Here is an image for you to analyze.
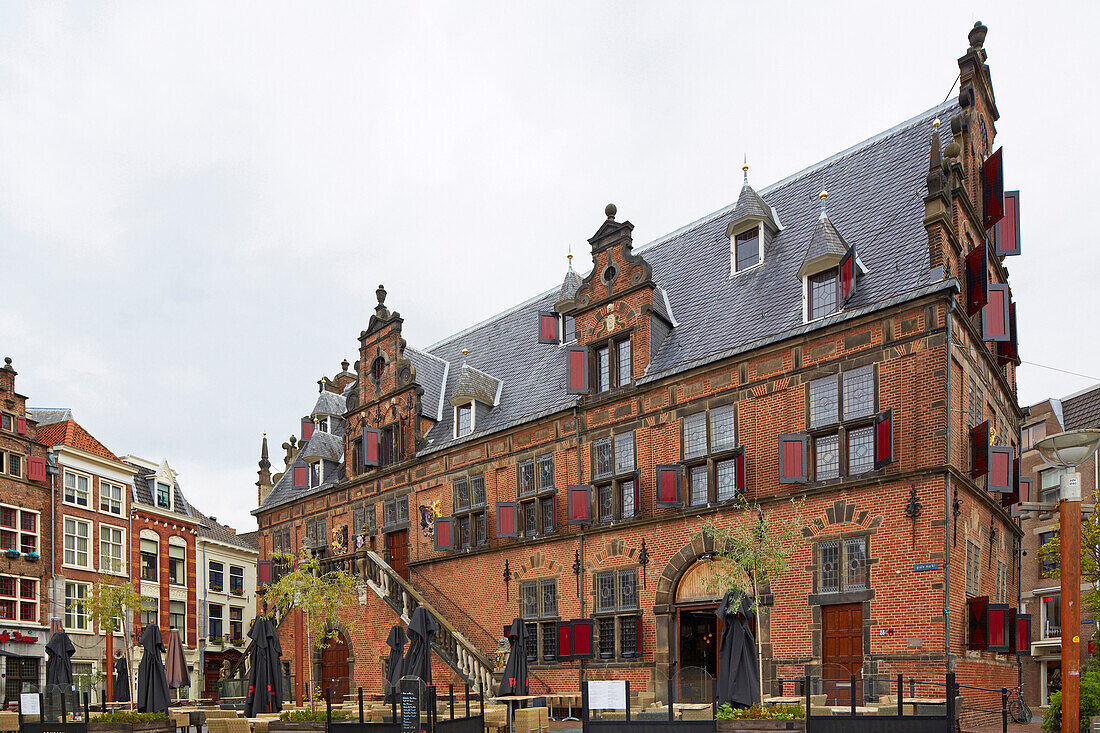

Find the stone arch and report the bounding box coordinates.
[313,619,355,700]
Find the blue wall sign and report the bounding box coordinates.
[913,562,939,572]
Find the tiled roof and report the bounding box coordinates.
[35,419,121,462]
[131,465,193,518]
[801,214,850,266]
[311,390,346,418]
[27,408,72,426]
[256,99,959,513]
[193,508,259,551]
[557,267,583,304]
[1062,383,1100,431]
[450,363,500,407]
[406,346,448,422]
[299,430,343,463]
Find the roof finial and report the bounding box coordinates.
[604,203,616,221]
[818,189,829,221]
[461,347,469,367]
[742,154,749,184]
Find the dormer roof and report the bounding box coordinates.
[299,430,343,463]
[311,389,346,419]
[727,183,778,234]
[449,363,501,407]
[797,213,851,279]
[556,264,583,309]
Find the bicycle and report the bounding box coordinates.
[1007,686,1032,724]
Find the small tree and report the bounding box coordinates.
[82,573,144,708]
[697,497,804,704]
[262,548,358,710]
[1039,506,1100,623]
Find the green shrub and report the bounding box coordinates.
[277,710,350,721]
[1042,668,1100,733]
[90,712,168,723]
[715,703,803,720]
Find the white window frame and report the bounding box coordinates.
[99,524,126,576]
[803,268,841,324]
[454,403,474,439]
[65,581,90,631]
[167,538,187,587]
[1040,593,1061,640]
[0,504,39,555]
[155,481,173,511]
[729,222,764,275]
[99,480,124,516]
[63,470,91,509]
[63,517,92,570]
[168,599,187,643]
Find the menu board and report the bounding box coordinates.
[399,677,423,733]
[588,680,627,710]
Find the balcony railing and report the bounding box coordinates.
[1043,621,1061,639]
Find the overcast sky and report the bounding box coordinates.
[3,2,1098,531]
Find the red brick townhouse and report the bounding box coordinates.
[0,359,51,703]
[253,23,1029,710]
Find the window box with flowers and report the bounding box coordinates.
[4,550,19,560]
[23,551,39,561]
[230,588,244,597]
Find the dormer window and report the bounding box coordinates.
[309,461,322,487]
[156,482,171,510]
[561,314,575,344]
[456,403,473,438]
[316,417,329,433]
[807,270,839,320]
[733,226,762,272]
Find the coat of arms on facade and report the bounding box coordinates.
[419,500,442,539]
[331,524,349,555]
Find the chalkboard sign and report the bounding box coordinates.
[399,677,424,733]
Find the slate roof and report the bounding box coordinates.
[311,390,346,418]
[256,99,959,513]
[131,464,193,518]
[450,363,501,406]
[193,508,259,551]
[801,213,850,265]
[34,418,121,462]
[27,407,73,426]
[1062,383,1100,431]
[557,266,583,304]
[299,430,343,463]
[406,346,448,421]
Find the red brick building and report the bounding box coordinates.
[253,24,1028,714]
[1017,383,1100,709]
[0,359,51,704]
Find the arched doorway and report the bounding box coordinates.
[319,630,351,702]
[673,558,742,700]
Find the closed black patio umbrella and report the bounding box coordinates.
[383,625,406,698]
[45,629,75,687]
[401,607,437,686]
[496,619,529,697]
[716,590,760,709]
[244,616,283,717]
[113,653,131,703]
[136,623,171,714]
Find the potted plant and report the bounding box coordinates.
[210,583,223,592]
[89,711,173,733]
[269,708,349,732]
[209,635,224,645]
[23,551,39,561]
[4,549,19,560]
[230,587,244,596]
[716,703,805,732]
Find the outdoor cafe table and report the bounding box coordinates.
[550,692,581,721]
[900,697,947,715]
[762,696,803,705]
[825,706,876,715]
[491,695,547,733]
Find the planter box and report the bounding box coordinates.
[716,720,805,733]
[89,720,175,733]
[268,722,327,732]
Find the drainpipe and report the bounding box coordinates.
[48,451,58,623]
[944,297,955,672]
[200,539,207,702]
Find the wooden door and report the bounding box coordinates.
[385,530,409,580]
[320,632,350,702]
[821,603,862,705]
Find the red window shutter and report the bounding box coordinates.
[434,518,453,551]
[566,346,588,394]
[995,190,1021,256]
[1007,609,1018,654]
[839,246,856,303]
[732,446,746,492]
[655,465,681,507]
[967,596,989,651]
[987,604,1010,653]
[538,312,560,344]
[257,561,272,586]
[981,147,1004,229]
[496,502,518,538]
[27,457,47,483]
[997,302,1019,365]
[301,417,314,440]
[873,410,894,470]
[293,466,308,487]
[1018,476,1032,504]
[965,245,989,316]
[1002,458,1020,508]
[1014,614,1031,657]
[571,619,594,659]
[982,284,1011,342]
[635,616,643,657]
[970,421,990,479]
[988,447,1014,493]
[15,416,26,435]
[556,622,573,661]
[362,428,381,467]
[568,486,592,525]
[778,435,808,483]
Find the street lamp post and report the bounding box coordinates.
[1035,429,1100,733]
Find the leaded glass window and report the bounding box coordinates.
[845,537,867,590]
[540,495,554,534]
[619,569,637,610]
[716,459,738,502]
[597,347,611,393]
[524,502,537,536]
[620,618,638,657]
[537,455,554,490]
[518,460,535,496]
[815,434,839,480]
[598,485,613,523]
[598,617,615,657]
[690,465,708,506]
[525,623,538,662]
[454,478,470,510]
[711,405,736,452]
[810,376,839,428]
[620,479,636,518]
[471,475,486,506]
[594,439,613,479]
[397,498,409,522]
[684,412,707,459]
[820,540,840,592]
[617,339,632,386]
[809,270,838,320]
[540,579,557,617]
[614,432,635,474]
[597,572,616,612]
[520,582,538,619]
[843,366,875,420]
[847,426,874,475]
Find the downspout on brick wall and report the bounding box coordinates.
[944,297,955,671]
